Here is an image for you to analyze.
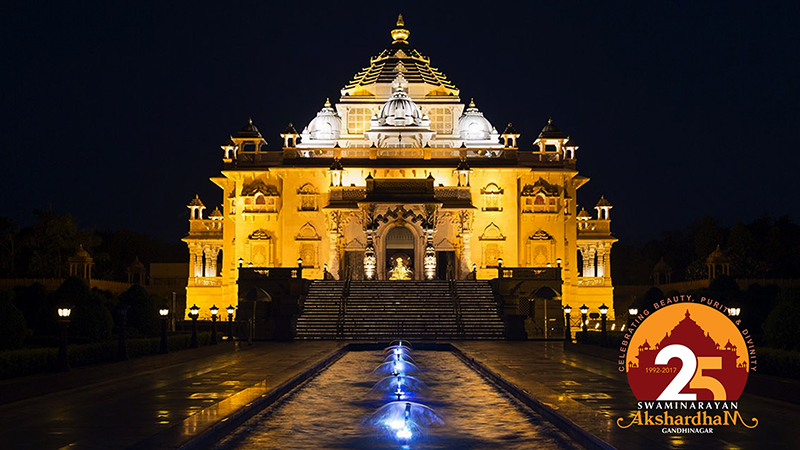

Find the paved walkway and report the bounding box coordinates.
[455,341,799,450]
[0,341,343,450]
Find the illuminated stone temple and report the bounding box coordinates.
[183,15,617,330]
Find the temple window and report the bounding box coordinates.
[347,107,372,134]
[297,183,319,211]
[481,183,504,211]
[428,107,453,134]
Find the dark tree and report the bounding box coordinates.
[119,284,159,335]
[0,290,27,350]
[53,277,112,342]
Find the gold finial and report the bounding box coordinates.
[547,117,553,124]
[469,98,476,108]
[248,117,253,124]
[324,98,331,108]
[391,14,410,43]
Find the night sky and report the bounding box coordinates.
[2,2,798,248]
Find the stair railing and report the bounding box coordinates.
[450,280,465,337]
[337,272,351,337]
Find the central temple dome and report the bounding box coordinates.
[376,74,426,127]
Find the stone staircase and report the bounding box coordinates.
[295,280,505,340]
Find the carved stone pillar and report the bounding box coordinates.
[458,210,473,278]
[585,247,596,277]
[595,245,605,278]
[327,211,342,279]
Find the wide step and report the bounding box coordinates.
[295,280,505,340]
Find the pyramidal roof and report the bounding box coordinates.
[341,14,459,98]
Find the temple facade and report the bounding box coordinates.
[182,15,617,319]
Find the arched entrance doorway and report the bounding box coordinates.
[385,226,415,280]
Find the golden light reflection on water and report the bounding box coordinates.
[212,352,581,450]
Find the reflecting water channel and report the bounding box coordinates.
[214,351,579,450]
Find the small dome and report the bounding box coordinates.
[75,245,90,259]
[596,196,611,207]
[209,206,223,218]
[307,99,342,140]
[653,257,672,273]
[458,99,494,140]
[577,207,592,219]
[236,118,262,139]
[706,245,730,264]
[538,117,566,139]
[377,78,425,127]
[187,194,205,207]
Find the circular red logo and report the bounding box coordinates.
[626,303,748,401]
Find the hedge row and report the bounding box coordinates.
[0,332,212,380]
[577,330,625,348]
[755,347,800,380]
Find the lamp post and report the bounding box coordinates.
[115,303,130,361]
[57,305,72,372]
[323,263,329,280]
[226,304,235,341]
[599,303,609,345]
[556,258,562,267]
[497,258,503,279]
[238,257,243,268]
[189,304,200,348]
[579,304,589,343]
[297,257,303,278]
[563,304,572,343]
[159,307,169,354]
[210,305,219,345]
[628,306,638,334]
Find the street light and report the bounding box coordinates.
[297,257,303,278]
[599,303,609,344]
[226,304,235,341]
[210,305,219,345]
[628,306,638,336]
[563,304,572,342]
[556,258,562,267]
[159,307,169,354]
[579,304,589,342]
[497,258,503,279]
[57,305,72,372]
[238,257,243,268]
[189,304,200,348]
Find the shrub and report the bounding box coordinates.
[53,277,113,342]
[119,285,160,336]
[0,291,27,350]
[0,332,213,380]
[756,347,800,380]
[763,287,800,351]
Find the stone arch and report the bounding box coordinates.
[374,219,425,280]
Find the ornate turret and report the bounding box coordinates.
[187,194,205,220]
[501,123,520,148]
[230,118,267,156]
[706,245,731,280]
[595,196,612,219]
[280,123,300,148]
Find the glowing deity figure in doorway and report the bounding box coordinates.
[389,257,413,280]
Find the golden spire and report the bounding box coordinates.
[324,98,331,108]
[391,13,410,43]
[469,98,476,108]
